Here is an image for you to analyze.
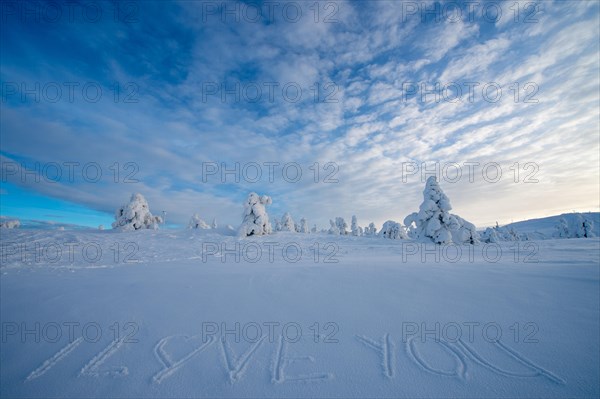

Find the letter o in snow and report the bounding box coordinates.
[44,243,61,263]
[482,243,501,263]
[482,322,502,343]
[442,322,462,343]
[242,242,262,263]
[282,242,302,263]
[283,322,302,343]
[442,243,461,263]
[82,242,102,263]
[42,322,62,343]
[83,322,102,342]
[242,322,262,343]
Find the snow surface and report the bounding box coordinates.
[1,225,599,398]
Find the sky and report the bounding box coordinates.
[1,0,599,230]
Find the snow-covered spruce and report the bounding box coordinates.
[238,192,272,237]
[481,225,520,243]
[553,214,596,238]
[364,222,377,236]
[404,176,477,244]
[311,224,318,233]
[280,212,295,232]
[379,220,408,239]
[0,219,20,229]
[188,214,210,229]
[211,218,217,229]
[112,193,162,231]
[452,215,480,244]
[298,218,309,233]
[335,217,349,235]
[554,218,570,238]
[328,219,340,235]
[573,213,596,238]
[351,215,363,236]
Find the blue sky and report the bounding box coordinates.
[1,0,599,229]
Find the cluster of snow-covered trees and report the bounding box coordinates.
[0,218,20,229]
[553,214,596,238]
[109,181,596,244]
[480,224,523,243]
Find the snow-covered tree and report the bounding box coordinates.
[481,224,519,243]
[238,192,272,237]
[351,215,363,236]
[379,220,408,239]
[112,193,160,231]
[0,219,20,229]
[481,227,500,243]
[189,214,210,229]
[364,222,377,236]
[328,219,339,235]
[212,218,217,229]
[582,218,596,238]
[98,225,104,230]
[274,219,282,231]
[573,214,596,238]
[554,218,569,238]
[311,224,317,233]
[335,217,348,235]
[280,212,295,232]
[452,215,480,244]
[298,218,309,233]
[404,176,465,244]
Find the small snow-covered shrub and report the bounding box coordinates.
[189,214,210,229]
[112,193,160,231]
[379,220,407,239]
[481,225,518,243]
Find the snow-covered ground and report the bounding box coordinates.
[1,227,599,398]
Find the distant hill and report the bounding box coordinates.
[502,212,599,239]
